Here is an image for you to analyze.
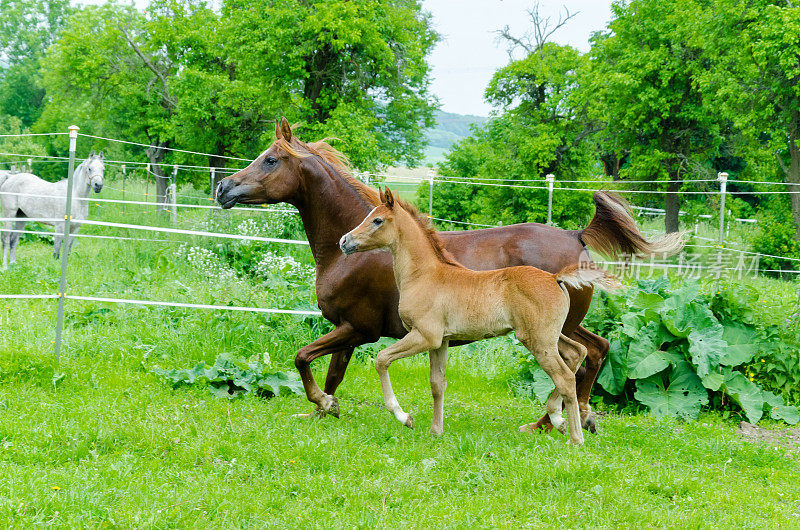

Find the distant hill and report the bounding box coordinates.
[422,110,488,165]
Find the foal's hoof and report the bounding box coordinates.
[429,426,443,437]
[403,415,415,429]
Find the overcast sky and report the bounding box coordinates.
[423,0,614,116]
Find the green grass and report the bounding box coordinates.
[1,178,799,527]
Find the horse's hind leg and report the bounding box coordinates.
[9,219,26,265]
[572,326,609,433]
[429,341,449,436]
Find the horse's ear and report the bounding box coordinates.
[89,150,94,157]
[280,117,292,141]
[378,187,386,204]
[275,119,282,140]
[384,187,395,209]
[97,151,104,158]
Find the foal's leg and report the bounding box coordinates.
[375,329,437,429]
[294,323,364,417]
[429,341,449,436]
[536,342,583,446]
[523,327,601,434]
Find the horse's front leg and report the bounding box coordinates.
[375,329,439,429]
[53,222,65,259]
[2,221,10,269]
[294,322,363,418]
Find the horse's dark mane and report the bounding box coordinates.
[395,197,463,268]
[274,136,380,208]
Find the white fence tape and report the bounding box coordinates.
[0,293,322,315]
[0,217,309,245]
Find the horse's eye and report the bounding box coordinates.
[372,218,384,226]
[264,156,278,166]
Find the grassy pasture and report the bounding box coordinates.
[1,180,799,527]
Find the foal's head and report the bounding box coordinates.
[339,187,402,255]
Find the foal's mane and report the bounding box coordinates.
[274,136,380,207]
[395,197,463,268]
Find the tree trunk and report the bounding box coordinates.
[664,178,682,233]
[146,142,168,213]
[788,135,800,241]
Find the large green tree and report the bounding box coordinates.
[590,0,723,233]
[422,7,599,228]
[221,0,438,168]
[0,0,71,126]
[694,0,800,240]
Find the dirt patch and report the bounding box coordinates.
[736,421,800,457]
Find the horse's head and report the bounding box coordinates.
[217,118,306,209]
[340,187,399,255]
[85,151,105,193]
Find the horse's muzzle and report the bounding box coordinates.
[339,235,358,255]
[93,183,103,193]
[216,179,238,209]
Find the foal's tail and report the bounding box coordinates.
[580,191,685,258]
[556,263,622,292]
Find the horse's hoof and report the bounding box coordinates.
[583,413,598,434]
[403,415,415,429]
[323,396,340,419]
[429,426,442,437]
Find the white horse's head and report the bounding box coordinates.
[85,151,105,193]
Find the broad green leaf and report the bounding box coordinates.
[627,321,670,379]
[771,405,799,425]
[687,325,727,378]
[720,324,759,366]
[621,313,645,338]
[701,371,726,392]
[723,372,764,423]
[634,361,708,420]
[529,367,556,404]
[597,339,628,395]
[632,291,665,311]
[763,391,800,425]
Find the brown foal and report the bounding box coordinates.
[216,118,683,431]
[340,188,621,444]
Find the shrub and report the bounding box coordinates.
[520,278,799,424]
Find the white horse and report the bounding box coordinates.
[0,152,105,267]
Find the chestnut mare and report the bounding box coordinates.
[217,119,683,431]
[340,188,622,444]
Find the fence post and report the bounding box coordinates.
[210,168,216,200]
[145,163,150,200]
[172,165,179,221]
[27,158,32,172]
[53,125,79,361]
[546,174,555,225]
[121,164,126,213]
[717,172,728,244]
[428,169,434,217]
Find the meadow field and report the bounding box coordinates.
[1,180,799,527]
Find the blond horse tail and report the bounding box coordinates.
[556,263,622,292]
